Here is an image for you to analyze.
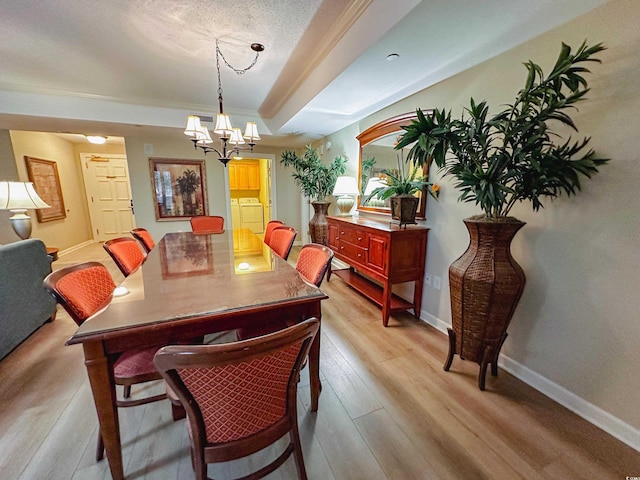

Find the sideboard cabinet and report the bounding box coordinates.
[326,216,429,326]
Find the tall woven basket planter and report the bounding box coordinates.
[309,201,331,245]
[444,217,526,390]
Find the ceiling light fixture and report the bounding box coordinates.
[86,135,107,144]
[185,39,264,167]
[386,53,400,61]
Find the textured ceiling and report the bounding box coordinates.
[0,0,609,146]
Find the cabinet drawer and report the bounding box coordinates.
[337,242,367,263]
[337,227,368,246]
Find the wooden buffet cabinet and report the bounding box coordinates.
[327,216,429,326]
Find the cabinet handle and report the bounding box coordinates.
[357,237,362,241]
[340,246,344,250]
[357,253,362,258]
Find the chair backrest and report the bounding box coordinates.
[130,227,155,253]
[190,215,224,233]
[296,243,334,287]
[43,261,116,325]
[103,237,146,277]
[268,226,297,261]
[263,220,285,245]
[154,318,319,462]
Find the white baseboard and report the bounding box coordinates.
[418,310,640,453]
[58,240,96,257]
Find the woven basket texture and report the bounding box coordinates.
[449,218,526,363]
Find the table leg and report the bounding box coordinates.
[382,283,392,327]
[413,277,424,319]
[83,342,124,480]
[309,325,321,412]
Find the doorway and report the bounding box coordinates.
[79,153,136,242]
[227,155,276,271]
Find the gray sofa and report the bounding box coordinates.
[0,238,58,360]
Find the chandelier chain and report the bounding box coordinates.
[216,39,261,76]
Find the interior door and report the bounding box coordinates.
[80,153,136,242]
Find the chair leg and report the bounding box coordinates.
[96,428,105,461]
[123,385,131,398]
[171,402,186,421]
[289,427,308,480]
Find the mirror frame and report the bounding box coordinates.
[356,111,431,218]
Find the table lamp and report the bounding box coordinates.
[0,181,51,239]
[332,176,359,215]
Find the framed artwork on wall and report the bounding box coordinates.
[24,156,66,222]
[150,158,208,221]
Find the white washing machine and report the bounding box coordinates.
[230,198,240,229]
[239,198,264,233]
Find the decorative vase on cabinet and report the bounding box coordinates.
[309,201,330,245]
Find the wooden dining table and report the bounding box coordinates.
[66,231,328,480]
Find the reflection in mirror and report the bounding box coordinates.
[357,111,431,217]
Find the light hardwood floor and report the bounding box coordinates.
[1,241,639,480]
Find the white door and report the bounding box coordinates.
[80,154,136,242]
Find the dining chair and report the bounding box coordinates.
[130,227,155,253]
[43,261,166,461]
[190,215,224,233]
[268,226,297,261]
[238,244,331,343]
[103,237,146,277]
[154,317,320,480]
[296,243,334,287]
[263,219,284,245]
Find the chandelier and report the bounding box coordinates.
[184,39,264,166]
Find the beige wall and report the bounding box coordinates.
[1,131,127,248]
[123,132,304,241]
[8,131,93,249]
[326,0,640,444]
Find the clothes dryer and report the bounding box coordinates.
[239,198,264,233]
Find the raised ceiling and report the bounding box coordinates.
[0,0,608,146]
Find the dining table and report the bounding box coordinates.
[66,230,328,480]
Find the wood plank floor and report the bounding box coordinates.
[1,241,639,480]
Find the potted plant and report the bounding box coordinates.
[280,145,347,244]
[364,154,439,227]
[396,41,608,389]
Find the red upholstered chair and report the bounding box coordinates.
[190,215,224,234]
[130,227,155,253]
[154,318,320,480]
[263,219,285,245]
[43,261,166,461]
[103,237,146,277]
[268,226,297,261]
[296,243,334,287]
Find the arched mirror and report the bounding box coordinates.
[356,111,431,218]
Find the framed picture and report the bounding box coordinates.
[24,156,67,222]
[150,158,208,221]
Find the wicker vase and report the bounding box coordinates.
[309,201,330,245]
[444,216,526,390]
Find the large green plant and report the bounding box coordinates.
[396,41,609,219]
[280,145,347,202]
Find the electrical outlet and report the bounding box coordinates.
[425,273,432,285]
[433,275,442,290]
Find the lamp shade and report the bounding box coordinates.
[229,128,245,146]
[184,115,203,138]
[332,176,359,196]
[214,113,234,136]
[0,181,50,210]
[243,121,261,142]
